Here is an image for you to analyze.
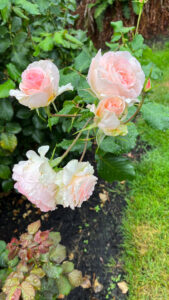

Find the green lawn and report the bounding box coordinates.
[122,46,169,300]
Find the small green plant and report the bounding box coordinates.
[0,220,84,299]
[94,205,101,213]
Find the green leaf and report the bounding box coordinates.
[13,32,27,45]
[8,256,19,268]
[0,39,10,54]
[0,99,14,121]
[74,48,92,72]
[1,1,11,23]
[49,232,61,246]
[68,270,83,287]
[0,80,15,98]
[12,6,29,20]
[43,262,62,279]
[62,261,74,274]
[21,281,35,300]
[6,122,22,134]
[11,16,22,32]
[100,124,138,154]
[64,33,83,47]
[96,153,135,182]
[6,63,21,81]
[141,103,169,131]
[0,0,9,10]
[15,0,39,15]
[39,36,54,52]
[132,1,140,15]
[110,20,135,34]
[0,165,11,180]
[56,275,72,296]
[49,244,66,263]
[0,133,17,152]
[131,34,144,51]
[2,179,13,192]
[0,241,6,255]
[32,114,47,129]
[36,0,51,13]
[0,249,9,267]
[26,274,41,290]
[94,2,107,19]
[16,107,32,119]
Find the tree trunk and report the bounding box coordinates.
[75,0,169,48]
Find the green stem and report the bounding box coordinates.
[61,118,92,161]
[135,3,144,35]
[123,94,145,124]
[51,118,92,167]
[80,130,90,162]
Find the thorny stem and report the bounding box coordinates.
[59,118,92,162]
[80,130,90,162]
[51,113,82,117]
[68,67,86,78]
[123,93,145,124]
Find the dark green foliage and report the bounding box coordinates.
[96,152,135,182]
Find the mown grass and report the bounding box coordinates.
[122,45,169,300]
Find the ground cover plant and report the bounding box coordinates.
[0,220,85,299]
[122,45,169,300]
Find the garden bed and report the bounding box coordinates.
[0,179,127,300]
[0,135,151,299]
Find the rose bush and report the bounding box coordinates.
[10,50,145,210]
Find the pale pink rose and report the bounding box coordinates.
[12,146,58,212]
[87,50,145,101]
[88,97,128,137]
[55,160,97,209]
[96,97,126,117]
[10,60,73,109]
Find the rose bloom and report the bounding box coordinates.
[88,97,128,136]
[12,146,58,212]
[55,160,97,209]
[87,50,145,102]
[10,60,73,109]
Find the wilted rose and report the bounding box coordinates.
[12,146,58,212]
[55,160,97,209]
[10,60,73,109]
[87,50,145,101]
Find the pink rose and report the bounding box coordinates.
[88,97,128,136]
[55,160,97,209]
[12,146,58,212]
[87,50,145,101]
[96,97,126,117]
[10,60,73,109]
